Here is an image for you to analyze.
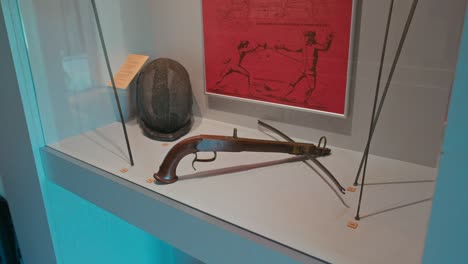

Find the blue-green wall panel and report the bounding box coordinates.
[46,182,198,264]
[423,5,468,264]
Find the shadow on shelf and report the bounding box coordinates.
[357,179,436,186]
[360,197,433,220]
[179,155,307,181]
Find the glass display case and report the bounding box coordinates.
[3,0,467,263]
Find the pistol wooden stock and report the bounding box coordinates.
[154,134,330,184]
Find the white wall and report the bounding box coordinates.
[21,0,467,167]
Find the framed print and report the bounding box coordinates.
[202,0,355,117]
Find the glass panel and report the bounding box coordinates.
[18,0,133,164]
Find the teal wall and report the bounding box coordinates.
[45,182,198,264]
[423,6,468,264]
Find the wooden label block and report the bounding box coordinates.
[146,178,155,183]
[347,221,359,229]
[108,54,149,89]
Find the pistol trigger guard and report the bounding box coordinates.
[191,152,218,171]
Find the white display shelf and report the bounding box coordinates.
[47,117,437,264]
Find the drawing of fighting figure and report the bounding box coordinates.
[213,31,332,104]
[215,40,267,95]
[275,31,333,104]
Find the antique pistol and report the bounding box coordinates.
[154,129,330,184]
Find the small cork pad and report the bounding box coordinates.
[347,221,359,229]
[162,143,170,147]
[146,178,155,183]
[347,187,357,192]
[120,168,129,173]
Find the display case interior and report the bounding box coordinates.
[10,0,467,263]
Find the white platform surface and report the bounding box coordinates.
[50,118,437,264]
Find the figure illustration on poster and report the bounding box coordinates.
[203,0,353,115]
[215,41,267,95]
[214,32,333,105]
[274,31,333,104]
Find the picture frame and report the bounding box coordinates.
[202,0,357,117]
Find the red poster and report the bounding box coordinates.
[203,0,354,116]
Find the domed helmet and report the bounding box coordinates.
[137,58,193,141]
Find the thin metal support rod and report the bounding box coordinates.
[355,0,419,220]
[353,0,395,186]
[90,0,134,166]
[258,120,346,194]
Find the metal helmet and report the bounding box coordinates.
[137,58,193,141]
